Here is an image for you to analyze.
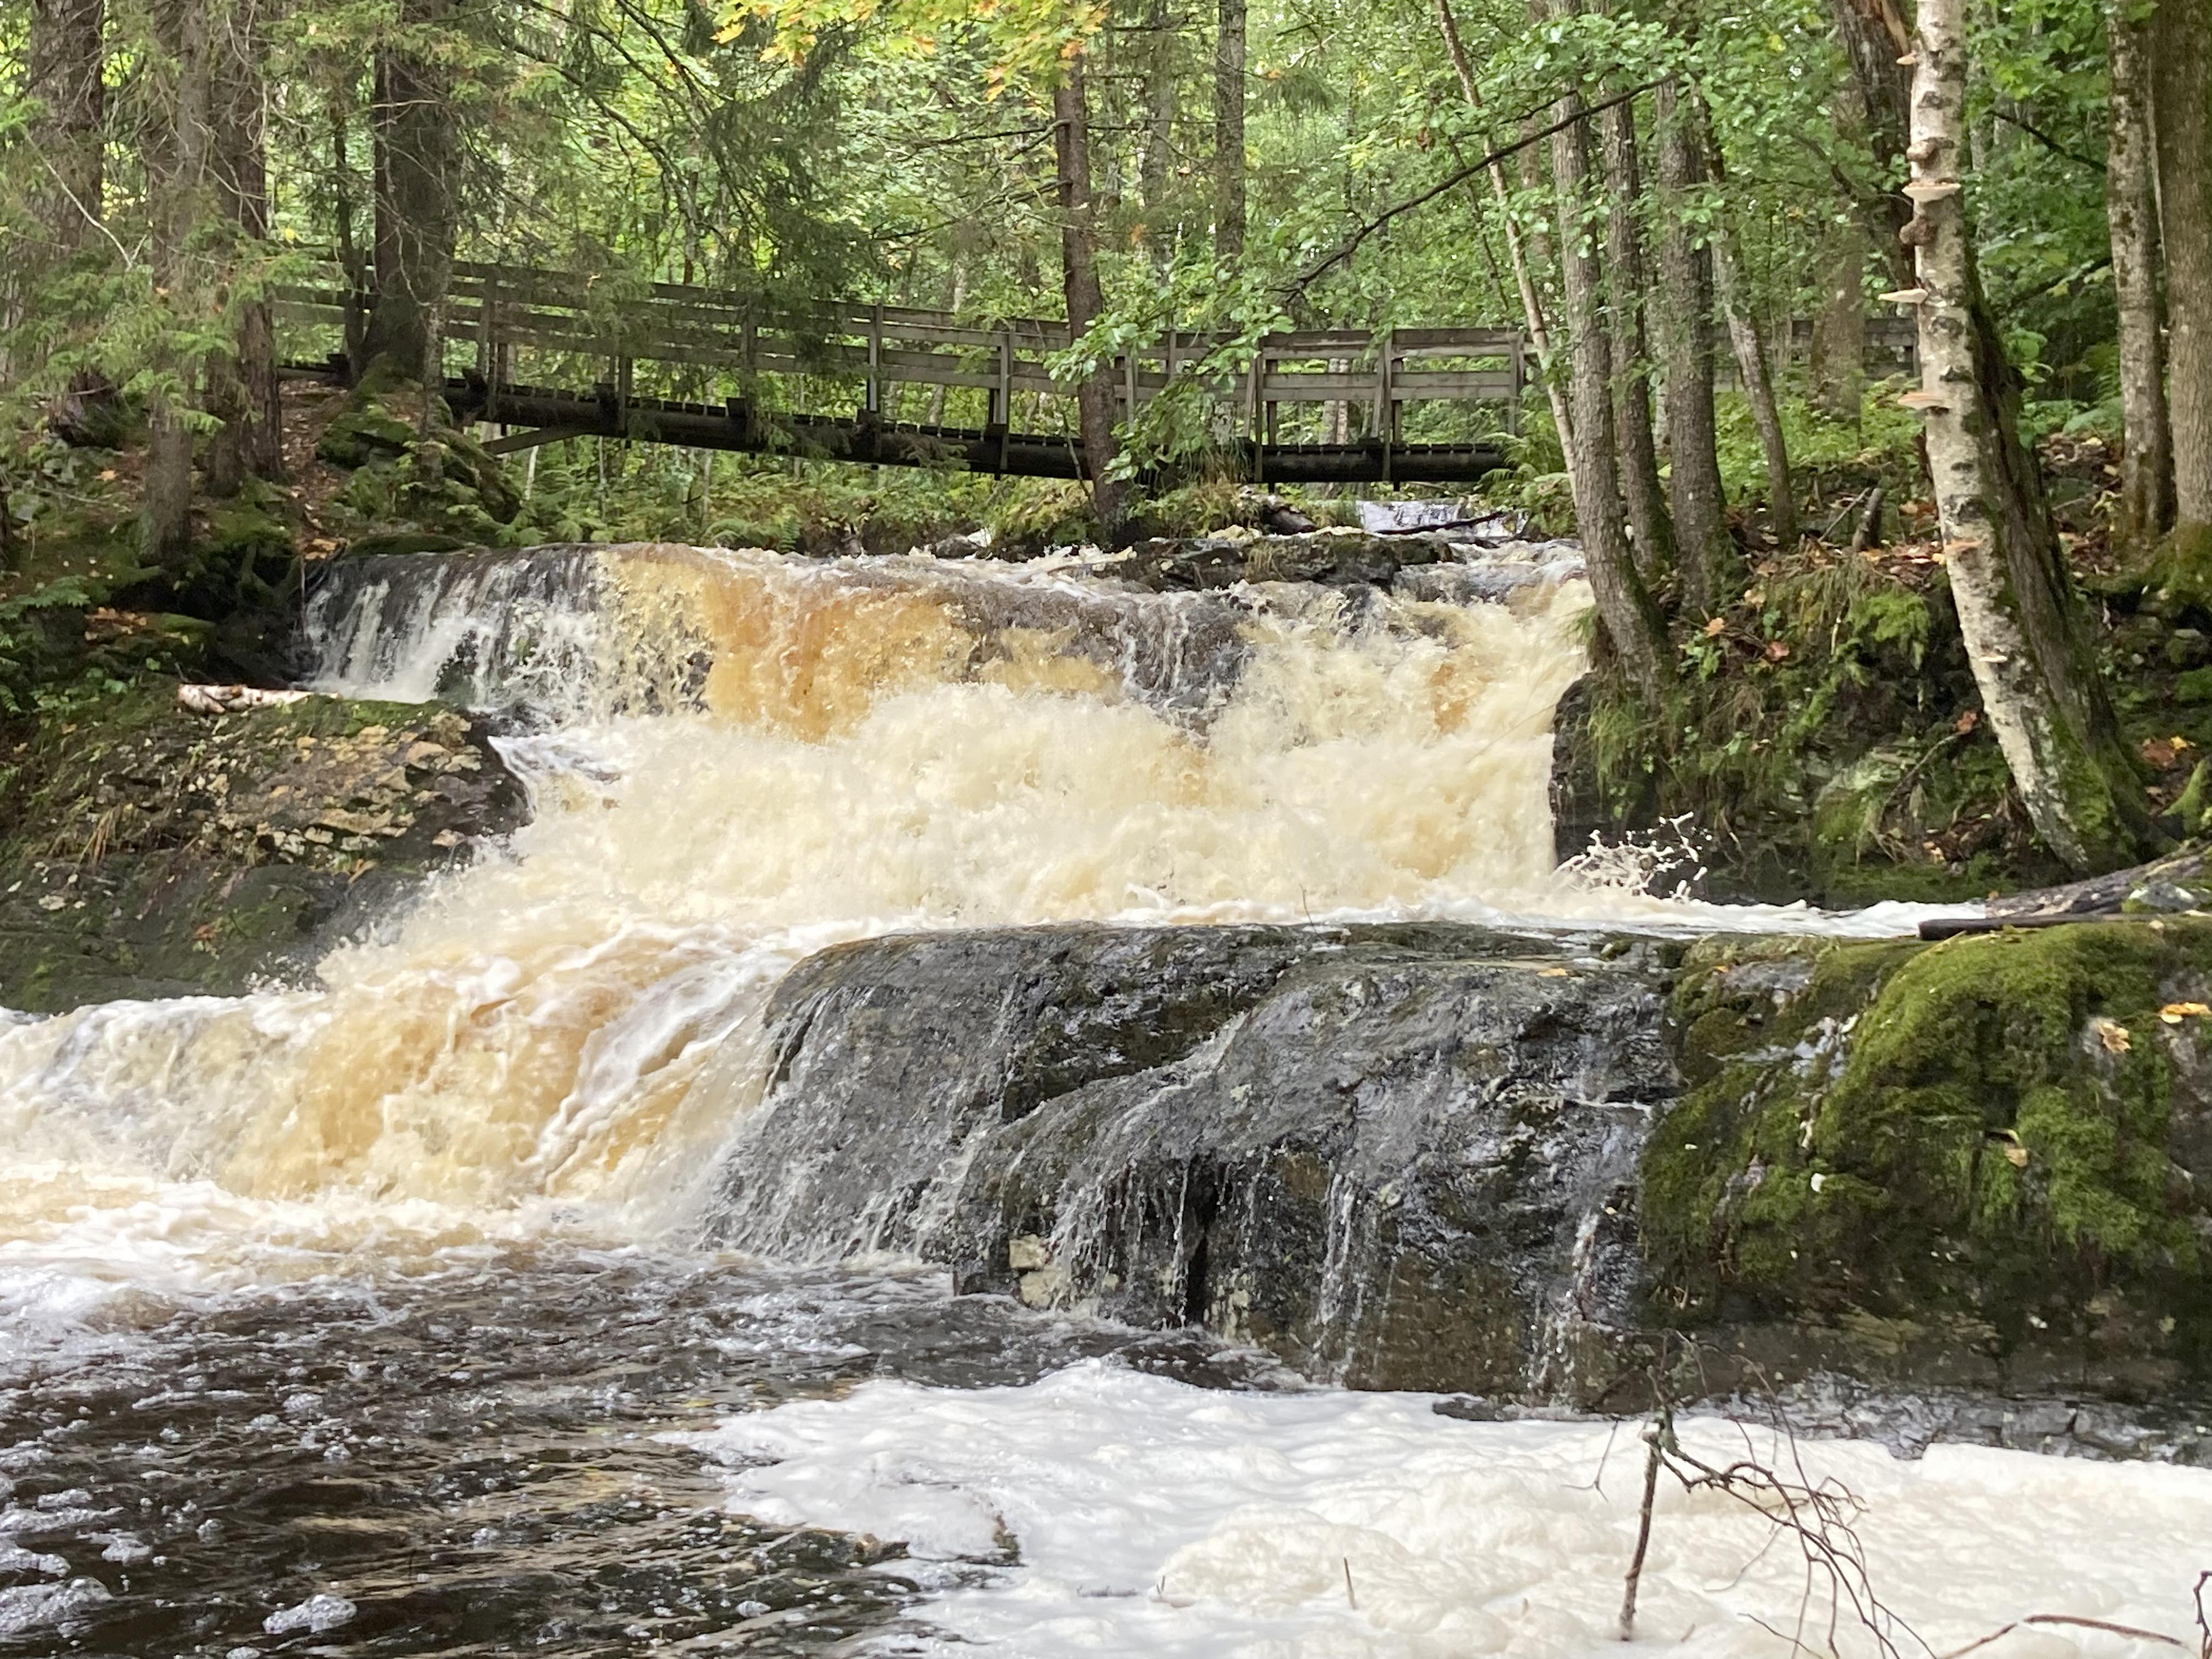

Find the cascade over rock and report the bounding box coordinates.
[716,918,2212,1404]
[717,922,1664,1397]
[16,534,2205,1427]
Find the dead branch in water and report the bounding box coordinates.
[1613,1341,2197,1657]
[1615,1340,1916,1657]
[1936,1614,2183,1658]
[1617,1415,1664,1639]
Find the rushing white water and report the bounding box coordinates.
[7,538,2192,1659]
[684,1361,2212,1657]
[0,540,1957,1346]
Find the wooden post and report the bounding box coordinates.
[474,270,493,379]
[1379,329,1395,483]
[866,302,883,415]
[479,273,500,426]
[1123,349,1138,424]
[1508,335,1525,437]
[995,332,1013,427]
[1375,329,1395,441]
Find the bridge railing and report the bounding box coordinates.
[273,262,1527,446]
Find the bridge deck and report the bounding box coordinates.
[277,262,1520,485]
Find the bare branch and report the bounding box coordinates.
[1283,81,1658,301]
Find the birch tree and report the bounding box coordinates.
[1900,0,2154,872]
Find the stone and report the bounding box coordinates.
[0,686,524,1010]
[709,918,2212,1405]
[711,922,1675,1400]
[1110,529,1455,592]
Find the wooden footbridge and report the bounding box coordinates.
[277,262,1522,485]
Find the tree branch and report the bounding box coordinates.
[1284,80,1657,300]
[1991,108,2103,172]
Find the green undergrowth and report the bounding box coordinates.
[1714,377,1927,529]
[1646,922,2212,1379]
[1571,544,2045,904]
[486,441,1361,555]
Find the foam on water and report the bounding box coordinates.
[682,1359,2212,1657]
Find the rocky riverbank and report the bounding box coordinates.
[0,686,523,1009]
[713,916,2212,1409]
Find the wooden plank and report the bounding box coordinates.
[1257,371,1385,398]
[483,426,590,455]
[454,260,1078,341]
[1389,327,1525,349]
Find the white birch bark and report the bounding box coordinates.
[1904,0,2149,871]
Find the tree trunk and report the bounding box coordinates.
[1809,81,1871,426]
[927,259,965,426]
[2152,0,2212,545]
[1598,89,1675,582]
[1825,0,1915,285]
[143,0,213,569]
[1140,0,1177,229]
[1055,64,1127,533]
[1905,0,2154,873]
[206,0,283,494]
[1709,197,1798,549]
[1213,0,1246,259]
[1435,0,1576,463]
[19,0,108,421]
[360,0,459,380]
[1548,60,1669,691]
[27,0,106,258]
[2108,0,2172,549]
[1808,215,1867,422]
[1652,78,1730,614]
[329,93,371,366]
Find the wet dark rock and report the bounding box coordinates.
[1113,529,1457,592]
[0,685,524,1010]
[1548,676,1635,870]
[714,922,1675,1398]
[715,918,2212,1405]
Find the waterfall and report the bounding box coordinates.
[1,536,1701,1373]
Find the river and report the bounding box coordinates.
[1,539,2204,1656]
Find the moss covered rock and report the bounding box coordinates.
[1645,923,2212,1390]
[0,684,523,1009]
[1547,550,2068,907]
[317,378,524,551]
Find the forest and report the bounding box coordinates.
[13,3,2212,1646]
[3,0,2212,896]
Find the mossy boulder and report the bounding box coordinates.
[316,402,421,471]
[1645,923,2212,1390]
[317,379,525,550]
[2127,521,2212,625]
[0,684,524,1009]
